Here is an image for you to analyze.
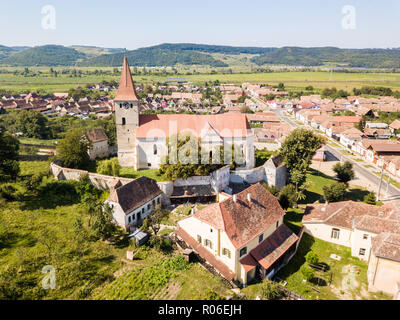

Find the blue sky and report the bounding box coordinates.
[1,0,399,49]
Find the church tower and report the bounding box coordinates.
[115,57,139,168]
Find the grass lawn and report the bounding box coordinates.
[18,137,58,146]
[119,167,169,182]
[275,233,392,300]
[302,169,370,205]
[19,160,51,176]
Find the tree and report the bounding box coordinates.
[0,126,20,182]
[145,205,170,235]
[323,182,347,203]
[259,279,286,300]
[300,265,314,282]
[92,202,117,240]
[239,105,254,114]
[278,184,297,209]
[305,251,319,265]
[97,158,121,176]
[56,129,90,169]
[280,129,323,174]
[262,183,280,197]
[364,192,377,205]
[333,161,355,184]
[15,110,51,139]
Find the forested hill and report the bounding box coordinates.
[250,47,400,68]
[0,43,400,68]
[81,46,229,67]
[1,45,86,66]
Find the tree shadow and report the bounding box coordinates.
[345,188,369,202]
[310,277,327,287]
[300,190,322,204]
[277,233,315,279]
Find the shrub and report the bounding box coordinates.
[305,251,319,265]
[364,192,377,205]
[0,184,22,201]
[323,182,347,203]
[333,161,355,184]
[262,183,280,197]
[259,279,286,300]
[278,184,297,209]
[162,255,189,271]
[301,265,315,282]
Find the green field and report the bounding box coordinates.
[1,69,400,92]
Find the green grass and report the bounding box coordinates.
[18,137,58,146]
[273,233,392,300]
[119,168,168,182]
[158,228,174,236]
[19,160,51,176]
[1,69,400,92]
[303,169,370,204]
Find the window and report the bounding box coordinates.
[259,234,263,243]
[210,228,213,233]
[222,248,231,258]
[276,220,279,229]
[128,216,131,223]
[204,239,213,249]
[153,144,157,155]
[359,248,366,256]
[197,235,202,243]
[147,204,151,210]
[142,208,144,214]
[122,117,126,125]
[240,247,247,257]
[157,197,160,204]
[331,228,340,239]
[363,234,368,240]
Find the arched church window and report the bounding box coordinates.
[122,117,126,125]
[120,103,122,108]
[153,144,157,155]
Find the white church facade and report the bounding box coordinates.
[114,57,255,170]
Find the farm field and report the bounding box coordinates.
[1,69,400,92]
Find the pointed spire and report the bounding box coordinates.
[115,56,139,101]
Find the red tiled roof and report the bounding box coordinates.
[240,254,258,272]
[175,228,235,281]
[136,113,251,138]
[249,224,298,270]
[372,232,400,262]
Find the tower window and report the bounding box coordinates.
[153,144,157,155]
[122,117,126,125]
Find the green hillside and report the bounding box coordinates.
[69,45,125,59]
[251,47,400,68]
[83,46,229,67]
[1,45,86,66]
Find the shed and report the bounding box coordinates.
[128,229,149,246]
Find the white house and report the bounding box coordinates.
[176,183,299,285]
[106,176,163,233]
[85,128,110,160]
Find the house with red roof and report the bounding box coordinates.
[176,183,299,285]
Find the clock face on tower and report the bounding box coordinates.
[123,102,130,109]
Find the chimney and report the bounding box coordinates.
[233,194,237,203]
[247,193,252,202]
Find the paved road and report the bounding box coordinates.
[273,108,400,201]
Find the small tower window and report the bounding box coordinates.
[122,117,126,125]
[153,144,157,155]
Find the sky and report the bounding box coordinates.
[1,0,399,49]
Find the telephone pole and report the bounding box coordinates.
[377,162,385,201]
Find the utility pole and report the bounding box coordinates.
[385,173,391,200]
[377,162,385,201]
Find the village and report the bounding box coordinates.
[7,57,391,301]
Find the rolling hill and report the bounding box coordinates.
[0,43,400,68]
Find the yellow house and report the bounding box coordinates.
[176,183,299,286]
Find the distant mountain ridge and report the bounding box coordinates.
[0,43,400,68]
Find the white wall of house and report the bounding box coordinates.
[88,140,109,160]
[303,223,352,248]
[136,137,167,169]
[351,228,376,261]
[106,194,162,231]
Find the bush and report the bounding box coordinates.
[278,184,297,209]
[364,192,377,205]
[305,251,319,265]
[23,172,45,192]
[0,184,22,201]
[262,183,280,197]
[259,279,286,300]
[323,182,347,203]
[162,255,189,271]
[333,161,355,184]
[301,265,315,281]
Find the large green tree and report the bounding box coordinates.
[15,110,51,139]
[56,129,90,169]
[333,161,355,184]
[0,126,20,182]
